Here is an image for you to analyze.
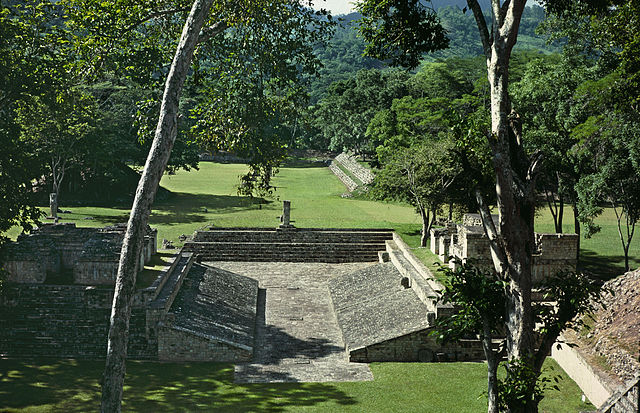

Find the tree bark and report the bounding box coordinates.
[573,203,581,265]
[419,204,429,247]
[485,0,535,361]
[472,2,539,411]
[100,1,214,411]
[483,320,499,413]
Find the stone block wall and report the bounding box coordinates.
[349,329,485,363]
[328,160,359,192]
[535,233,578,259]
[335,153,374,185]
[158,327,252,362]
[4,260,50,283]
[2,223,158,285]
[0,284,156,359]
[73,261,119,285]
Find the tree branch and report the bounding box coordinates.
[467,0,491,58]
[198,20,228,44]
[475,188,509,277]
[123,7,191,34]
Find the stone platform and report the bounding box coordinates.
[205,262,375,383]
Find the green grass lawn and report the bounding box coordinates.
[5,160,636,277]
[0,359,592,412]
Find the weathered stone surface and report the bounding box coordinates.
[1,223,157,285]
[184,228,393,263]
[163,263,259,354]
[0,284,155,359]
[329,263,431,353]
[212,261,374,383]
[334,153,374,186]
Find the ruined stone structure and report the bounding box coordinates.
[328,152,374,192]
[431,213,579,283]
[1,219,488,367]
[2,223,157,285]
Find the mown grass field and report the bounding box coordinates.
[0,358,592,412]
[2,159,637,412]
[5,161,637,277]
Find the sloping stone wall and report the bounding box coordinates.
[328,160,358,192]
[335,153,374,185]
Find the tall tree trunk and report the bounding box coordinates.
[100,1,213,411]
[419,204,429,247]
[573,203,581,265]
[476,2,537,411]
[483,320,499,413]
[557,192,564,233]
[487,28,535,365]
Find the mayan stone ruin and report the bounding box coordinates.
[431,213,578,283]
[0,207,582,380]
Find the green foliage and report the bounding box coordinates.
[371,140,461,222]
[497,357,547,411]
[433,261,506,343]
[312,68,412,156]
[356,0,449,69]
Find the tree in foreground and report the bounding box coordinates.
[434,261,602,411]
[355,0,623,411]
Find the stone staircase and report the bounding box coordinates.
[182,228,394,263]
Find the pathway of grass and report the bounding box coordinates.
[0,358,592,412]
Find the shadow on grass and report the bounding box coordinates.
[281,158,328,169]
[579,249,630,282]
[0,359,357,412]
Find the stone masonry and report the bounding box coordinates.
[432,213,578,283]
[2,223,157,285]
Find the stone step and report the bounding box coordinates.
[193,233,393,243]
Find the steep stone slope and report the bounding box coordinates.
[568,269,640,384]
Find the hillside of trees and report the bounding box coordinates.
[310,5,560,103]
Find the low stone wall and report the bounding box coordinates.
[551,336,614,408]
[328,161,358,192]
[349,329,485,362]
[158,326,252,362]
[73,260,119,285]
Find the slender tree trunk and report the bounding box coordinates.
[483,320,499,413]
[419,204,429,247]
[557,192,564,233]
[573,203,581,264]
[100,1,213,411]
[482,3,537,412]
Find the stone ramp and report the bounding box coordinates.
[329,262,435,362]
[158,263,259,361]
[204,262,375,383]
